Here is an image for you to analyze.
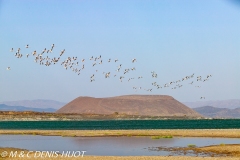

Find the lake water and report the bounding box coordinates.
[1,119,240,130]
[1,135,240,156]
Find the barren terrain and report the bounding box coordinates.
[57,95,202,117]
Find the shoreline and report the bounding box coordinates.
[1,129,240,159]
[0,129,240,138]
[0,111,205,121]
[1,147,240,160]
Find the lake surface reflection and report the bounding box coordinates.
[1,135,240,156]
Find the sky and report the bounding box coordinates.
[0,0,240,103]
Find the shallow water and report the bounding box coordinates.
[0,135,240,156]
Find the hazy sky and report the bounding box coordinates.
[0,0,240,103]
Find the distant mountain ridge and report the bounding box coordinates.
[183,99,240,109]
[193,106,240,118]
[1,99,66,109]
[0,104,56,112]
[57,95,202,117]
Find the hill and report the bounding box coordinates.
[193,106,240,118]
[0,104,56,112]
[57,95,202,117]
[1,99,65,109]
[183,99,240,109]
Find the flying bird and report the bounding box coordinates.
[207,75,212,78]
[60,49,65,56]
[132,58,137,63]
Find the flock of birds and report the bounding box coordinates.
[6,44,212,100]
[8,44,141,83]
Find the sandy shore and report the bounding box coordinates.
[2,153,240,160]
[0,129,240,138]
[0,147,239,160]
[3,156,240,160]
